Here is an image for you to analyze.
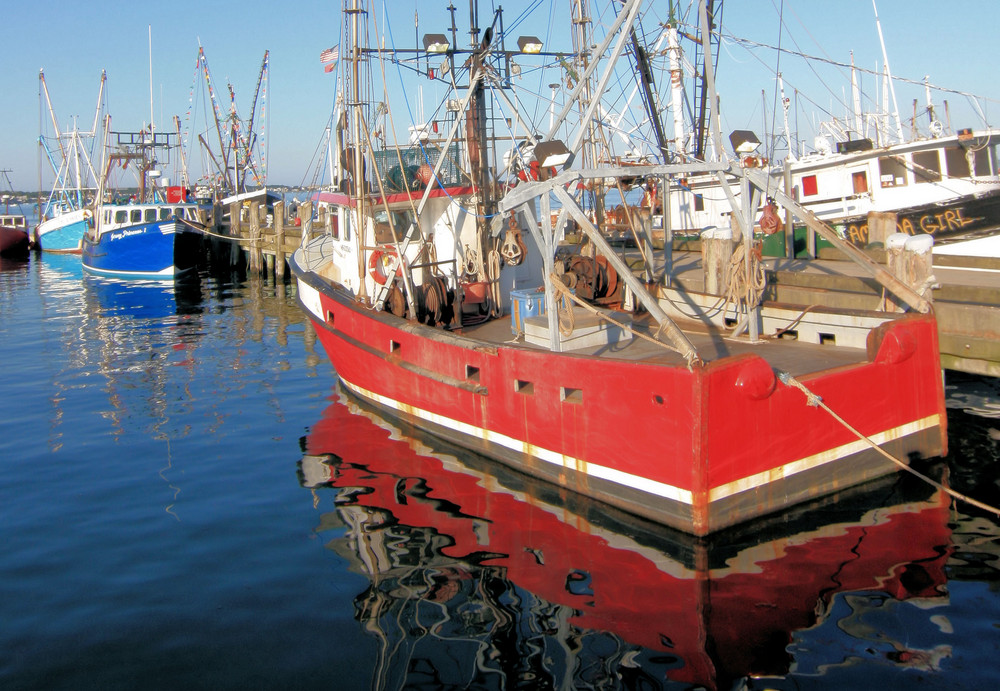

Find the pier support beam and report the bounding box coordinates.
[249,201,262,274]
[275,201,286,281]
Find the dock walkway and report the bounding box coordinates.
[661,249,1000,376]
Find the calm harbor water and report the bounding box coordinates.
[2,251,999,690]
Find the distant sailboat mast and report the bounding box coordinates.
[149,25,155,136]
[872,1,904,142]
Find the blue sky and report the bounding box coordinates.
[2,1,998,191]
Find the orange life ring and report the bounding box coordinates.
[368,248,402,285]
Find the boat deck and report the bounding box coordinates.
[458,307,870,377]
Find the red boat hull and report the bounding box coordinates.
[298,274,946,535]
[0,226,30,258]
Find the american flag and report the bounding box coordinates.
[319,46,339,64]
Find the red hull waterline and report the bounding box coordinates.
[297,275,947,536]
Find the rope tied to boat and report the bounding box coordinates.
[547,273,684,356]
[725,240,767,319]
[777,370,1000,517]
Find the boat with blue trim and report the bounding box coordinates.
[84,128,209,279]
[84,200,207,279]
[33,70,107,254]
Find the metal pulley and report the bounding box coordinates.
[500,212,527,265]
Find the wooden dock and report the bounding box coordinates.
[661,247,1000,377]
[209,199,311,280]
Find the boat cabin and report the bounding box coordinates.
[1,214,28,229]
[98,204,203,233]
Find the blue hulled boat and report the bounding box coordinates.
[34,70,107,254]
[35,207,91,253]
[83,201,207,279]
[84,126,211,279]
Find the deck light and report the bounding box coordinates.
[423,34,450,53]
[729,130,761,154]
[533,140,572,169]
[517,36,543,54]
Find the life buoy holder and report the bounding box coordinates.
[368,248,402,285]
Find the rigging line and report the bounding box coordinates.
[384,9,502,221]
[764,0,785,200]
[721,32,1000,107]
[778,371,1000,518]
[502,0,547,35]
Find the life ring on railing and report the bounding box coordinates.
[368,248,402,285]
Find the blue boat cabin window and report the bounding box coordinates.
[913,151,942,183]
[144,209,157,222]
[114,210,127,223]
[159,208,172,220]
[130,209,142,223]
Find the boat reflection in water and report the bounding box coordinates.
[300,394,954,690]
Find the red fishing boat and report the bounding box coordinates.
[0,214,30,258]
[300,395,953,689]
[291,0,947,535]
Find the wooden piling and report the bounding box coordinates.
[249,201,262,273]
[299,201,313,246]
[868,211,898,248]
[275,200,286,281]
[886,232,934,311]
[701,227,733,296]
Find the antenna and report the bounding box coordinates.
[149,25,155,134]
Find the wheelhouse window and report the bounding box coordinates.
[852,171,869,194]
[801,174,818,196]
[878,156,908,188]
[114,210,126,223]
[693,193,704,212]
[974,147,992,176]
[144,209,157,222]
[912,150,942,183]
[130,209,142,222]
[159,208,172,220]
[372,208,416,244]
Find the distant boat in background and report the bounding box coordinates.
[34,207,92,254]
[1,170,30,258]
[0,213,30,259]
[33,70,107,254]
[638,15,1000,257]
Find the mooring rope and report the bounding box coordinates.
[778,370,1000,517]
[547,274,683,355]
[725,241,767,318]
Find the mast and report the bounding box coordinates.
[148,25,155,136]
[626,21,669,162]
[668,22,686,158]
[850,52,862,135]
[346,0,368,297]
[872,1,904,142]
[778,73,794,162]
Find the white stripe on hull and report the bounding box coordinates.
[340,375,940,508]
